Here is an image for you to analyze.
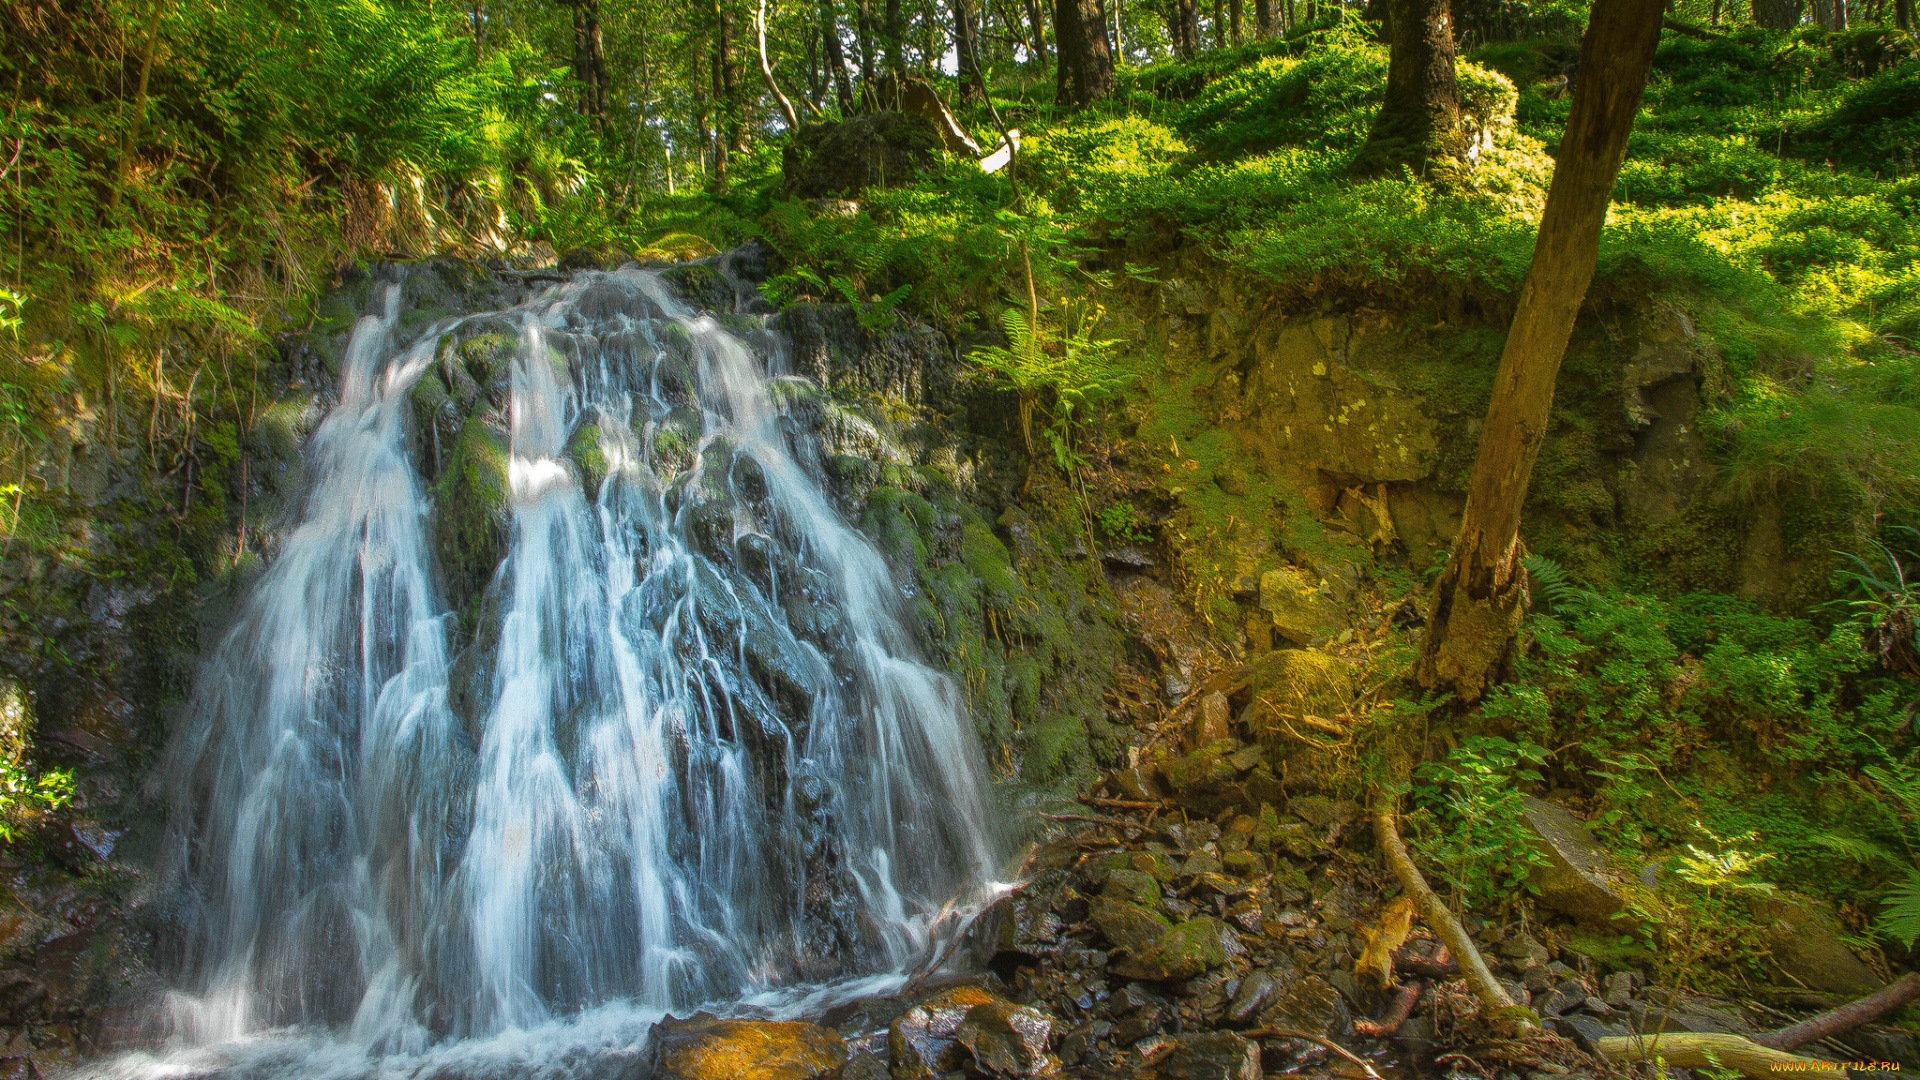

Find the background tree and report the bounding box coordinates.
[1348,0,1463,177]
[1415,0,1670,700]
[1057,0,1117,101]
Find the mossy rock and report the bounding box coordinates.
[1089,896,1173,952]
[566,421,608,500]
[782,112,944,200]
[434,418,511,627]
[1110,916,1231,981]
[1102,868,1163,908]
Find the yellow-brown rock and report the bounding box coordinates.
[651,1013,849,1080]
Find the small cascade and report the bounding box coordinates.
[141,263,1002,1074]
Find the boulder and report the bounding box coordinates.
[1155,1031,1261,1080]
[650,1014,848,1080]
[1187,692,1233,750]
[1090,897,1173,952]
[954,999,1057,1076]
[1102,868,1162,908]
[889,984,1001,1080]
[1112,917,1231,981]
[1748,892,1883,997]
[783,113,945,199]
[1258,567,1346,646]
[1519,796,1630,925]
[1226,969,1283,1024]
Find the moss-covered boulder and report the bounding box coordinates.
[1101,868,1162,908]
[1111,916,1231,981]
[782,113,944,200]
[1090,896,1173,952]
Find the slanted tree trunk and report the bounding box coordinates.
[1752,0,1800,27]
[822,0,858,112]
[1056,0,1116,101]
[1414,0,1666,701]
[1348,0,1461,177]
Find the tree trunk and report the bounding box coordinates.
[564,0,610,132]
[1230,0,1244,42]
[887,0,909,76]
[1214,0,1227,46]
[1347,0,1462,178]
[1898,0,1913,32]
[955,0,982,93]
[1056,0,1116,102]
[856,0,880,80]
[1414,0,1666,701]
[1023,0,1051,64]
[1255,0,1275,35]
[1710,0,1722,25]
[1751,0,1800,28]
[1179,0,1201,54]
[823,0,857,112]
[714,0,743,150]
[472,0,485,59]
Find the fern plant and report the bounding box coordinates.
[1828,526,1920,679]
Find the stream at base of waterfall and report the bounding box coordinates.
[95,263,1004,1078]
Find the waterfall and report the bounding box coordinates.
[139,264,1001,1073]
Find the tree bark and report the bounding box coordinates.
[1751,0,1800,28]
[1255,0,1276,35]
[1230,0,1244,41]
[955,0,984,96]
[1593,1035,1845,1080]
[1055,0,1116,103]
[1347,0,1462,178]
[1754,973,1920,1052]
[714,0,744,151]
[710,28,732,188]
[1897,0,1913,33]
[109,0,166,211]
[1179,0,1201,54]
[1414,0,1666,701]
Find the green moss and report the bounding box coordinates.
[434,418,511,629]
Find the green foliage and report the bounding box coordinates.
[1408,736,1551,912]
[1825,524,1920,677]
[1097,500,1151,543]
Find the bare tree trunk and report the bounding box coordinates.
[822,0,857,112]
[713,0,743,150]
[1751,0,1800,27]
[955,0,984,95]
[1213,0,1227,45]
[472,0,485,59]
[887,0,909,76]
[1055,0,1116,101]
[1255,0,1275,34]
[1022,0,1051,64]
[109,0,166,210]
[855,0,880,79]
[1348,0,1461,178]
[1897,0,1914,31]
[1415,0,1666,701]
[710,30,732,187]
[570,0,611,132]
[1230,0,1244,42]
[757,0,802,128]
[1179,0,1201,54]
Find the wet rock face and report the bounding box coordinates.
[1111,917,1231,981]
[953,999,1057,1076]
[650,1014,849,1080]
[889,985,1001,1079]
[1155,1031,1262,1080]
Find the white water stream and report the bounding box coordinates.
[105,266,1001,1078]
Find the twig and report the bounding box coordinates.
[1354,980,1425,1037]
[1755,971,1920,1051]
[1243,1028,1384,1080]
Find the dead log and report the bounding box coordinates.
[1756,971,1920,1051]
[1594,1033,1846,1079]
[1354,980,1425,1037]
[1372,795,1534,1029]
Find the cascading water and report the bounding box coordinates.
[125,263,1002,1076]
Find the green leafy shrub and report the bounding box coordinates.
[1407,735,1551,913]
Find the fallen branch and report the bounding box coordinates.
[1243,1028,1385,1080]
[1372,795,1534,1030]
[1756,971,1920,1052]
[1662,15,1726,38]
[1354,980,1425,1038]
[1594,1033,1845,1080]
[1038,811,1145,831]
[1393,945,1460,980]
[1080,795,1169,810]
